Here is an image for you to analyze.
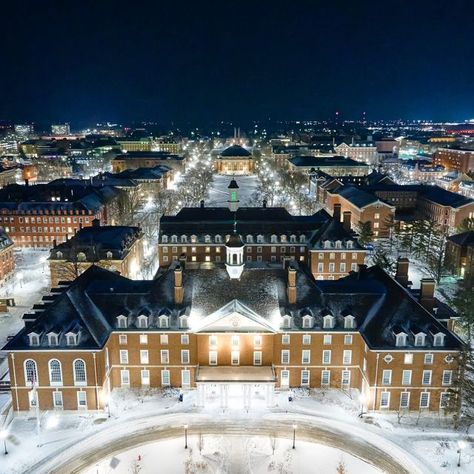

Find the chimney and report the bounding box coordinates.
[178,255,186,269]
[342,211,351,232]
[174,264,184,305]
[357,264,368,279]
[200,200,204,208]
[333,203,341,222]
[262,199,267,208]
[287,265,297,304]
[395,257,410,287]
[92,218,100,227]
[419,278,435,311]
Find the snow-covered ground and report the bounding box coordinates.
[1,387,473,474]
[207,175,259,207]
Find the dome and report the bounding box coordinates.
[220,144,251,157]
[226,233,245,248]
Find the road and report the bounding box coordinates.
[28,411,426,474]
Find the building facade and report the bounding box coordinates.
[0,227,15,288]
[112,152,186,175]
[215,145,254,175]
[445,231,474,278]
[434,147,474,173]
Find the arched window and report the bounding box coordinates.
[280,235,287,243]
[159,315,169,328]
[323,315,334,329]
[73,359,87,385]
[106,251,113,259]
[282,315,291,329]
[395,332,407,347]
[49,359,63,385]
[204,235,211,243]
[171,235,178,243]
[47,333,59,346]
[180,235,187,243]
[414,333,426,346]
[117,315,127,329]
[290,235,297,243]
[24,359,38,385]
[302,315,312,329]
[66,333,77,346]
[215,235,222,243]
[162,235,169,243]
[324,241,331,249]
[137,315,148,329]
[191,235,197,243]
[433,333,445,347]
[335,241,342,249]
[179,315,188,329]
[346,241,353,249]
[299,235,306,243]
[246,235,253,243]
[77,252,86,262]
[344,315,355,329]
[271,234,278,243]
[257,235,264,243]
[28,333,40,346]
[56,251,63,259]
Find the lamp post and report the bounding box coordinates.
[292,424,297,449]
[184,424,188,449]
[457,440,466,467]
[359,393,367,417]
[0,430,8,455]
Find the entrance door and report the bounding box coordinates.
[280,370,290,388]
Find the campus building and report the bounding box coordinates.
[215,145,254,175]
[111,151,186,175]
[0,227,15,288]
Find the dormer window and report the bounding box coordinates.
[324,241,331,249]
[56,251,63,259]
[344,315,356,329]
[302,315,313,329]
[414,333,426,347]
[47,333,59,346]
[29,333,40,346]
[335,241,342,249]
[299,235,306,243]
[346,241,353,249]
[180,235,187,243]
[433,333,445,347]
[179,315,188,329]
[280,235,287,243]
[395,332,407,347]
[66,333,78,346]
[159,315,169,329]
[290,235,296,243]
[106,251,113,259]
[257,235,264,243]
[162,235,168,243]
[117,315,128,329]
[204,235,211,243]
[323,314,334,329]
[282,315,291,329]
[171,235,178,243]
[77,252,86,262]
[271,234,278,243]
[246,235,253,243]
[191,235,197,243]
[215,235,222,243]
[137,315,148,329]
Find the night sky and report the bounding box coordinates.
[1,0,473,124]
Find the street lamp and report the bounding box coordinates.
[0,430,8,455]
[359,393,367,417]
[292,424,297,449]
[457,440,466,467]
[184,424,188,449]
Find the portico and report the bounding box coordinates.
[195,366,276,409]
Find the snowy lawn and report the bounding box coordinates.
[207,175,260,207]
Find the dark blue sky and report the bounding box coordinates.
[1,0,473,124]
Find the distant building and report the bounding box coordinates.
[288,156,369,177]
[434,147,474,173]
[154,137,181,154]
[335,141,378,165]
[116,137,153,152]
[112,151,186,175]
[445,231,474,278]
[0,227,15,288]
[14,124,34,138]
[49,219,143,287]
[51,124,70,136]
[215,144,254,175]
[0,166,19,188]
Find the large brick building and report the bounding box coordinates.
[2,257,463,413]
[0,227,15,288]
[0,183,120,248]
[445,231,474,278]
[215,144,254,175]
[111,151,186,175]
[159,180,366,280]
[433,147,474,173]
[49,220,144,287]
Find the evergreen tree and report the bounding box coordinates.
[371,243,396,274]
[457,217,474,233]
[357,221,373,247]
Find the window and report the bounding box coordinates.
[400,392,410,409]
[440,392,449,409]
[29,333,40,346]
[209,351,217,365]
[119,334,128,345]
[48,333,59,346]
[396,333,407,347]
[117,315,127,328]
[137,315,148,329]
[343,350,352,365]
[281,350,290,364]
[382,370,392,385]
[380,392,390,409]
[231,335,240,347]
[140,350,149,364]
[121,369,130,386]
[420,392,430,409]
[302,350,311,364]
[24,359,38,385]
[209,335,217,348]
[302,315,312,329]
[422,370,432,386]
[181,334,189,345]
[301,370,310,386]
[181,350,190,364]
[161,350,169,364]
[281,370,290,387]
[179,316,188,329]
[303,334,311,345]
[323,315,334,329]
[160,334,169,345]
[230,350,240,365]
[402,370,412,385]
[414,333,425,346]
[253,351,262,365]
[254,335,262,347]
[442,370,452,386]
[328,263,335,273]
[161,369,170,386]
[341,370,351,388]
[344,315,355,329]
[119,350,129,364]
[322,350,331,364]
[49,360,63,386]
[424,353,433,365]
[321,334,331,345]
[282,334,290,345]
[53,391,63,408]
[77,391,87,409]
[182,369,191,387]
[404,353,413,364]
[346,241,353,249]
[339,263,346,273]
[159,316,169,328]
[73,359,87,385]
[139,334,148,345]
[321,370,330,386]
[141,369,150,386]
[344,335,353,345]
[433,333,445,347]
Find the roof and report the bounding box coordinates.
[289,155,369,168]
[226,233,244,248]
[447,231,474,247]
[0,227,13,249]
[220,145,251,157]
[228,179,239,189]
[418,186,473,208]
[196,366,275,382]
[310,218,363,250]
[113,151,184,161]
[336,185,387,209]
